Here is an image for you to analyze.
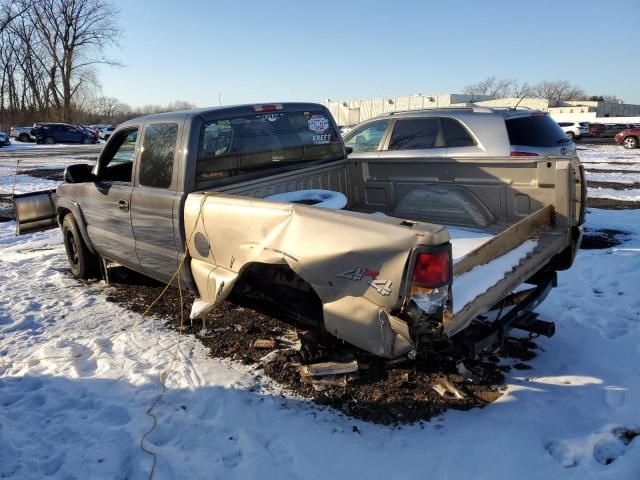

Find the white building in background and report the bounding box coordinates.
[324,93,494,126]
[470,98,640,123]
[325,94,640,125]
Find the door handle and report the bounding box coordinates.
[118,200,129,212]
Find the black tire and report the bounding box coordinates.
[82,136,91,144]
[45,136,55,145]
[62,214,99,279]
[622,136,638,149]
[566,131,575,141]
[18,133,30,142]
[104,134,110,141]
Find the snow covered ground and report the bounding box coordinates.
[0,143,639,479]
[580,144,640,201]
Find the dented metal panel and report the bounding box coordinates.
[184,192,449,357]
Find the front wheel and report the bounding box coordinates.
[622,136,638,149]
[62,214,99,279]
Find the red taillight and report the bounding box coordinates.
[510,151,539,157]
[252,103,283,112]
[412,251,450,287]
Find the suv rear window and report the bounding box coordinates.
[196,109,342,182]
[506,115,571,147]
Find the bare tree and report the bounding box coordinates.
[463,77,520,98]
[0,2,29,34]
[528,80,585,101]
[27,0,121,121]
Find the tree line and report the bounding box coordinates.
[463,77,622,103]
[0,0,195,130]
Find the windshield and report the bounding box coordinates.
[196,109,343,182]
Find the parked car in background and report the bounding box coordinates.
[0,130,10,146]
[339,124,357,136]
[557,122,589,141]
[99,125,116,141]
[78,125,100,143]
[32,123,95,144]
[342,107,576,159]
[588,123,606,137]
[615,127,640,149]
[602,123,630,138]
[10,126,36,142]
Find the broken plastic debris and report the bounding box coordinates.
[251,339,276,349]
[258,350,281,365]
[302,360,359,377]
[432,376,465,399]
[190,298,214,319]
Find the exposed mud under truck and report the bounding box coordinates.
[14,103,585,359]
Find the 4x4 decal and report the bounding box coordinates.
[336,267,392,296]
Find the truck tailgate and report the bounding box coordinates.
[445,205,565,337]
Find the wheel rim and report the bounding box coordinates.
[623,137,636,148]
[64,229,79,269]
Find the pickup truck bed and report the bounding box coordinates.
[183,151,582,357]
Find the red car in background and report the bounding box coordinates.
[615,128,640,149]
[588,123,606,137]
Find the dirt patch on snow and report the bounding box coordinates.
[0,195,14,221]
[580,228,631,249]
[587,197,640,210]
[101,267,537,425]
[588,180,640,190]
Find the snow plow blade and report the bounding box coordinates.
[13,190,58,235]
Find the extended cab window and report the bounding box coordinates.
[344,120,388,153]
[388,118,443,150]
[98,128,138,182]
[139,123,178,188]
[196,109,342,182]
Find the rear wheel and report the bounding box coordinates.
[622,136,638,149]
[566,131,575,141]
[18,133,30,142]
[82,136,91,144]
[62,214,99,279]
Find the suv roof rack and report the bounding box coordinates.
[379,106,495,117]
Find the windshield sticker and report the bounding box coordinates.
[308,114,329,133]
[258,113,283,122]
[312,133,331,144]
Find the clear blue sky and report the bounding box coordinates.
[97,0,640,107]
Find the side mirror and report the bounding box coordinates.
[64,163,93,184]
[345,146,353,155]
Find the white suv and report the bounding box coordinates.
[558,122,589,141]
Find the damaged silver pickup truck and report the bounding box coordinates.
[14,103,585,359]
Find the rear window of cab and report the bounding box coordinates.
[196,110,343,181]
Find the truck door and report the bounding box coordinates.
[130,122,182,284]
[82,127,139,267]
